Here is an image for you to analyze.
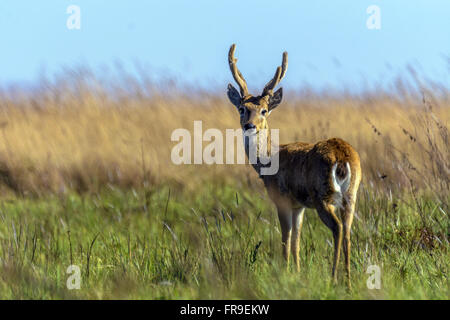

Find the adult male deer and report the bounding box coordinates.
[226,44,361,286]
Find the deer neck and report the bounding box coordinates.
[244,126,272,176]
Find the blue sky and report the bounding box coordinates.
[0,0,449,92]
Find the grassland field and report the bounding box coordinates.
[0,72,448,299]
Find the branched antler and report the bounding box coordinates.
[262,51,288,97]
[228,44,249,97]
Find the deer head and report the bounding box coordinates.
[227,44,288,135]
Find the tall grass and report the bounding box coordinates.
[0,68,448,299]
[0,69,448,198]
[0,183,447,299]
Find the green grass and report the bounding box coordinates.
[0,182,448,299]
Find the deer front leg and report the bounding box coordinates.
[277,207,292,269]
[291,207,305,272]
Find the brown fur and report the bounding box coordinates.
[227,44,362,287]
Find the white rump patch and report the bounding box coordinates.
[331,162,351,209]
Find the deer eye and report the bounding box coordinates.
[261,109,268,116]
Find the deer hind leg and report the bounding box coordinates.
[342,199,355,289]
[276,206,292,269]
[316,201,343,283]
[291,207,305,272]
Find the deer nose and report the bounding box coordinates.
[244,123,256,131]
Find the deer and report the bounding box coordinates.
[226,44,361,287]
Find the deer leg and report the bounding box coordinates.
[277,207,292,268]
[316,202,343,283]
[291,207,305,272]
[342,200,355,289]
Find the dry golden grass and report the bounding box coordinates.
[0,75,448,201]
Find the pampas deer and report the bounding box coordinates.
[226,44,361,286]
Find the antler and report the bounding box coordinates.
[262,51,288,97]
[228,44,249,97]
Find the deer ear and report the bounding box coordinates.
[227,83,241,108]
[268,87,283,111]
